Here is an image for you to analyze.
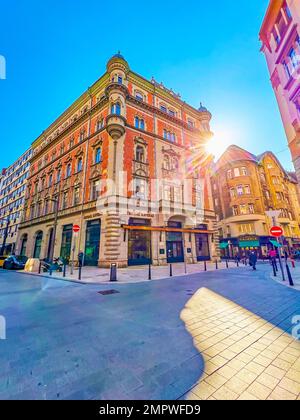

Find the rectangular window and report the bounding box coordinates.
[234,168,240,177]
[237,185,244,196]
[240,205,247,215]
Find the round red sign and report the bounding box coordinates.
[270,226,283,238]
[73,224,80,233]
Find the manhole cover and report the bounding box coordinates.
[98,290,120,295]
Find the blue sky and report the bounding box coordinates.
[0,0,294,171]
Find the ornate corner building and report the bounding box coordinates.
[211,145,300,257]
[0,149,32,255]
[260,0,300,180]
[17,54,218,267]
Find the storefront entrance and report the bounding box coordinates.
[195,233,210,261]
[84,220,101,266]
[167,221,184,263]
[128,218,151,266]
[60,224,73,262]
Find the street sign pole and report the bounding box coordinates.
[71,225,80,275]
[267,212,285,282]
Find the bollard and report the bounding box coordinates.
[215,260,218,270]
[38,261,42,274]
[286,263,294,287]
[63,263,66,278]
[226,259,229,269]
[272,260,277,277]
[204,261,207,272]
[148,263,152,280]
[110,263,117,282]
[169,263,173,277]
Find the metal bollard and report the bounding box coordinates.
[272,260,277,277]
[204,261,207,272]
[148,263,152,280]
[78,265,82,281]
[215,260,218,270]
[226,259,229,269]
[110,263,117,282]
[286,263,294,287]
[169,263,173,277]
[63,263,66,278]
[38,262,42,274]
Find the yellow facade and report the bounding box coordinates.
[211,145,300,257]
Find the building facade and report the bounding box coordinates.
[0,149,32,255]
[17,54,218,267]
[211,145,300,258]
[260,0,300,179]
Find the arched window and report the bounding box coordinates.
[136,146,145,163]
[49,174,53,187]
[140,119,145,130]
[57,169,61,183]
[95,148,102,164]
[135,92,143,101]
[111,102,121,115]
[33,231,43,259]
[135,116,140,128]
[77,158,83,173]
[66,164,72,178]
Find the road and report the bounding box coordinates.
[0,264,299,400]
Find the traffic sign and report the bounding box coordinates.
[270,226,283,238]
[73,224,80,234]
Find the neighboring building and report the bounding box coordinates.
[211,145,300,258]
[0,149,32,255]
[260,0,300,179]
[17,54,218,267]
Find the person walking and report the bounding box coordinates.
[249,251,257,271]
[78,251,84,268]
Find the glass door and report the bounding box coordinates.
[84,220,101,266]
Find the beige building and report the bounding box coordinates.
[211,145,300,257]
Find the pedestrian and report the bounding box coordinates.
[249,251,257,271]
[78,251,84,268]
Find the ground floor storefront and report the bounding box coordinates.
[219,234,300,258]
[16,211,218,268]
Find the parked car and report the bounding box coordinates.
[0,256,8,268]
[3,255,28,270]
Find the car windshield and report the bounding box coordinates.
[15,256,27,263]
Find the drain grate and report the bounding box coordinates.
[98,290,120,296]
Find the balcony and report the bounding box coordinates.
[106,114,126,140]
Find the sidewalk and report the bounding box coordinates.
[270,260,300,291]
[19,260,242,284]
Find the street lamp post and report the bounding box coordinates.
[48,196,60,262]
[266,210,285,282]
[0,217,10,256]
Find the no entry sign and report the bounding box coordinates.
[73,224,80,234]
[270,226,283,238]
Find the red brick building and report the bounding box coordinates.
[17,54,218,267]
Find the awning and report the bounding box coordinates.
[219,243,229,249]
[239,241,260,248]
[269,240,282,248]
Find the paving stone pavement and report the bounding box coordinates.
[0,263,299,400]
